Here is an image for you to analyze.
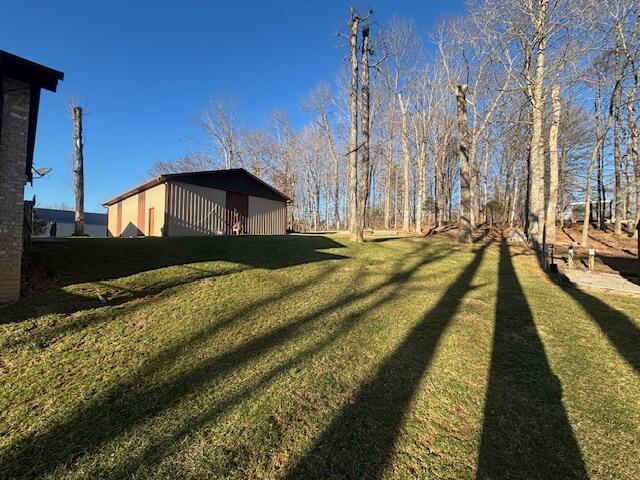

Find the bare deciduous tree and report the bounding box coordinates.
[198,98,242,169]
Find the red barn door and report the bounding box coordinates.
[225,191,248,234]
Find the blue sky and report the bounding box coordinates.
[3,0,466,212]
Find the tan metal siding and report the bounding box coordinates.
[107,204,118,237]
[120,194,139,236]
[107,181,286,237]
[166,181,226,236]
[145,183,166,236]
[247,196,287,235]
[106,183,166,236]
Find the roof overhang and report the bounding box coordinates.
[103,176,165,206]
[103,168,293,206]
[0,51,64,92]
[0,51,64,183]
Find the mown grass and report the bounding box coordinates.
[0,234,638,479]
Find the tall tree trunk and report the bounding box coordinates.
[348,10,360,240]
[559,139,567,228]
[315,180,320,231]
[398,93,411,232]
[435,149,442,227]
[527,0,548,248]
[325,186,330,230]
[456,85,472,243]
[72,106,85,236]
[334,156,340,230]
[613,40,624,236]
[509,181,518,229]
[583,86,617,246]
[321,110,341,230]
[415,139,426,234]
[469,135,478,228]
[582,144,602,247]
[546,85,561,243]
[384,103,395,229]
[629,75,640,238]
[625,153,633,231]
[394,166,399,229]
[482,141,489,224]
[597,129,605,230]
[356,24,370,242]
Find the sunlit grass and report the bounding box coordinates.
[0,234,638,479]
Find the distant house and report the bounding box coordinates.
[564,200,613,223]
[34,208,107,237]
[0,51,63,303]
[103,168,291,237]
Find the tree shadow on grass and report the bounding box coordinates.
[1,264,248,327]
[27,235,346,286]
[3,235,346,325]
[0,260,342,478]
[476,239,587,479]
[561,283,639,374]
[1,240,452,479]
[284,242,490,479]
[101,242,455,478]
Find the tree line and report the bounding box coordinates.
[151,0,640,246]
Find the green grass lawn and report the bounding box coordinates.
[0,234,638,479]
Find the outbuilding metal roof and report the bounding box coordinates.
[35,208,107,225]
[103,168,292,206]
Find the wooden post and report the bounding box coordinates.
[588,248,595,273]
[568,245,574,269]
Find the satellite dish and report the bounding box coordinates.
[32,167,52,178]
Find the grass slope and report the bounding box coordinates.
[0,234,638,479]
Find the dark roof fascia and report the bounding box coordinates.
[0,50,64,92]
[102,177,164,206]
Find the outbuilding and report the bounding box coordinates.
[34,208,108,237]
[103,168,291,237]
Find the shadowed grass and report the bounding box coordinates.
[0,234,638,479]
[477,240,586,479]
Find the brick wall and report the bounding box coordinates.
[0,77,30,303]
